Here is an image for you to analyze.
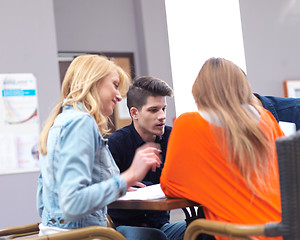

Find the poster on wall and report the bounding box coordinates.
[0,73,40,174]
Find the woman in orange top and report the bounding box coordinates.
[160,57,284,240]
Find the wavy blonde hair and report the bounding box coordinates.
[39,55,129,154]
[192,57,274,189]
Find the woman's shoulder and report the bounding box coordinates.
[172,112,206,132]
[260,107,279,123]
[56,107,96,130]
[175,112,207,125]
[259,107,285,137]
[176,112,201,121]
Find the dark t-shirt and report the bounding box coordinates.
[107,123,172,228]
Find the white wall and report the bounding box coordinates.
[240,0,300,96]
[54,0,141,72]
[54,0,176,125]
[0,0,60,228]
[135,1,176,121]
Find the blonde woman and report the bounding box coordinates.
[161,57,284,240]
[37,55,166,240]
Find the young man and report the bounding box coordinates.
[108,76,186,240]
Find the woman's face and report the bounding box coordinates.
[97,70,122,116]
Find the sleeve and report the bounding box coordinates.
[266,96,300,131]
[56,115,127,221]
[161,112,229,204]
[161,113,202,199]
[256,94,300,130]
[254,93,279,122]
[36,173,43,217]
[108,133,124,172]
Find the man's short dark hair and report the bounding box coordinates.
[127,76,173,110]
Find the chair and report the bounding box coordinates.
[22,226,126,240]
[106,214,116,229]
[0,222,39,239]
[0,215,124,240]
[184,132,300,240]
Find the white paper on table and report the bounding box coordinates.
[118,184,166,201]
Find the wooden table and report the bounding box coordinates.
[108,197,202,225]
[109,197,198,211]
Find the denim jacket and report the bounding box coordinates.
[254,93,300,130]
[37,102,127,229]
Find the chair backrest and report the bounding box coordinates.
[26,226,126,240]
[0,222,39,239]
[106,214,116,229]
[268,132,300,240]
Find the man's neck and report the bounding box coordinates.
[133,124,156,142]
[141,134,156,142]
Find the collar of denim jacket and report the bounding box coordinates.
[62,99,87,112]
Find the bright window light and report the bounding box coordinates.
[165,0,247,116]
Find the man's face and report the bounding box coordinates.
[132,96,167,142]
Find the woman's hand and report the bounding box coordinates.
[127,182,146,191]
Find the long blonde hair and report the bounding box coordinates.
[192,57,273,189]
[39,55,129,154]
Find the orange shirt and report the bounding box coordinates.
[160,109,284,240]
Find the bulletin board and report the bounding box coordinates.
[58,52,135,133]
[0,73,40,175]
[112,56,133,130]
